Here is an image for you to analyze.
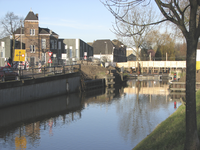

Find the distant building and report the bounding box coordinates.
[61,39,93,64]
[127,54,136,61]
[147,49,155,60]
[92,39,126,63]
[0,36,12,66]
[126,47,141,60]
[126,48,134,57]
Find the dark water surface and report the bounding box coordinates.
[0,80,181,150]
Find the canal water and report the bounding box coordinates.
[0,80,182,150]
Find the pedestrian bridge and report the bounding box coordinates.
[117,61,186,68]
[116,61,186,74]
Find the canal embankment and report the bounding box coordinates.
[0,72,81,108]
[133,90,200,150]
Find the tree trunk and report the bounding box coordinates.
[184,37,200,150]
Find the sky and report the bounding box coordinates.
[0,0,117,43]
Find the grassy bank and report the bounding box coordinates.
[133,90,200,150]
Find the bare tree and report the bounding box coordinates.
[0,12,23,61]
[101,0,200,149]
[110,3,158,60]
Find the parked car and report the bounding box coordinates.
[0,67,19,81]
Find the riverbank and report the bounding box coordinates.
[133,90,200,150]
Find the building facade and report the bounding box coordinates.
[0,36,12,66]
[61,39,93,64]
[92,39,127,63]
[15,10,59,67]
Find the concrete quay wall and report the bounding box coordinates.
[0,72,81,108]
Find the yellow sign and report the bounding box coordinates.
[15,136,27,150]
[197,50,200,70]
[14,49,26,61]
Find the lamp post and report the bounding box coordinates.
[105,42,108,54]
[112,47,115,62]
[149,53,151,61]
[20,20,22,49]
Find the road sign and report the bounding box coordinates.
[26,61,29,69]
[48,58,52,63]
[14,49,26,61]
[48,52,53,57]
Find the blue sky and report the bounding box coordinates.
[0,0,116,42]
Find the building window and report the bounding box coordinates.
[69,46,72,58]
[76,49,79,58]
[30,57,35,67]
[42,53,46,62]
[65,45,68,54]
[54,40,57,49]
[30,29,35,36]
[51,40,54,49]
[41,39,46,49]
[58,41,61,50]
[1,42,5,58]
[30,45,35,53]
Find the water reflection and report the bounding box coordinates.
[117,80,182,145]
[0,80,182,150]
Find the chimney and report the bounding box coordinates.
[36,13,38,19]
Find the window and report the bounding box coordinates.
[76,49,79,58]
[51,40,54,49]
[65,45,68,54]
[58,41,61,50]
[54,40,57,49]
[30,45,35,53]
[30,57,35,67]
[1,42,5,58]
[30,29,35,36]
[42,53,46,62]
[41,39,46,49]
[69,46,72,58]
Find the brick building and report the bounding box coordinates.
[15,10,59,67]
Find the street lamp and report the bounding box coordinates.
[20,20,22,49]
[105,42,108,54]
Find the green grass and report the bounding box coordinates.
[133,90,200,150]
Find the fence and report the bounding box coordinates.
[0,64,81,82]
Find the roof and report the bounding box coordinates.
[25,10,38,20]
[127,54,136,61]
[14,27,24,34]
[87,42,93,46]
[39,27,58,36]
[92,39,115,54]
[14,27,58,36]
[112,39,125,49]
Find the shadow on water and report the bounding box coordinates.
[0,83,126,134]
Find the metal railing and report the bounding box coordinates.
[1,64,81,82]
